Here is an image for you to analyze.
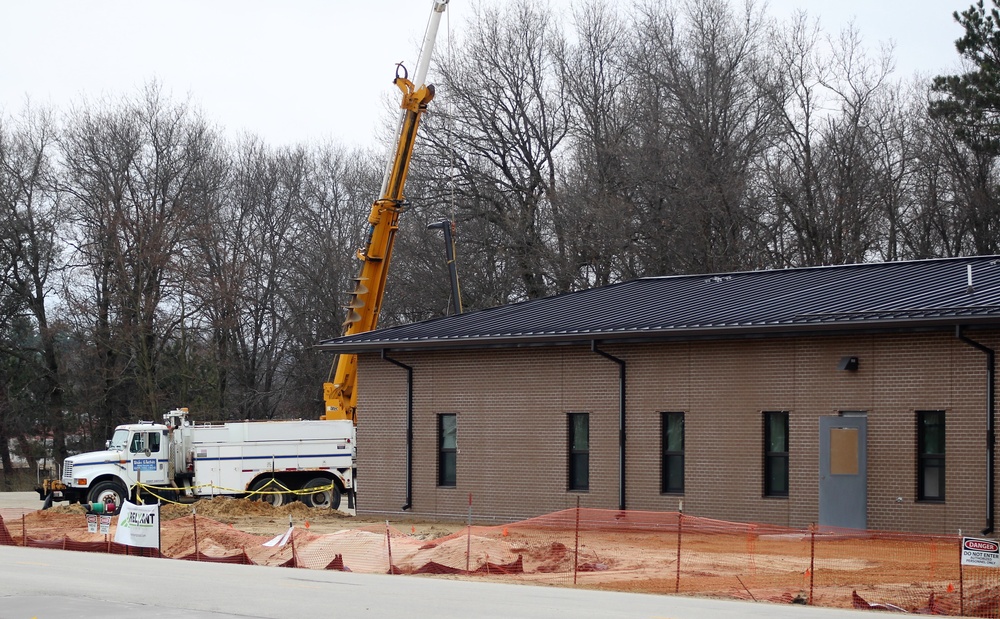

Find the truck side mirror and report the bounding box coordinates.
[105,440,111,449]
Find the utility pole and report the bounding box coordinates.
[427,219,463,315]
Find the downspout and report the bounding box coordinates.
[592,341,626,510]
[957,327,996,535]
[381,350,414,511]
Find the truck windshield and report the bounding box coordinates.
[107,429,129,451]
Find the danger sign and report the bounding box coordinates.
[962,537,1000,567]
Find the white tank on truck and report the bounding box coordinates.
[36,408,355,514]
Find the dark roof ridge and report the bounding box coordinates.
[640,254,1000,283]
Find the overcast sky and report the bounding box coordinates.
[0,0,972,149]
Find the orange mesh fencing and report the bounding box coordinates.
[4,507,1000,615]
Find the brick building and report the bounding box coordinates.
[319,256,1000,534]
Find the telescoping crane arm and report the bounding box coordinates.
[323,0,450,422]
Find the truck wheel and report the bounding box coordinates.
[249,477,288,508]
[301,478,341,510]
[87,481,127,514]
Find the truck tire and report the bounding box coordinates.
[301,477,341,510]
[87,481,127,515]
[248,477,289,508]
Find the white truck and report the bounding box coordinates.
[36,408,355,514]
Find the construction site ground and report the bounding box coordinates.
[0,491,463,538]
[2,491,995,616]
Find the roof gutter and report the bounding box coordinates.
[319,319,1000,355]
[592,341,626,511]
[381,350,414,511]
[956,326,996,535]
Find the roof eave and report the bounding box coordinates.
[315,315,1000,354]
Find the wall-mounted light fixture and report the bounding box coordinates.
[838,356,859,372]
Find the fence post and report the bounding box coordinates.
[959,532,965,618]
[386,520,394,574]
[675,500,683,594]
[466,493,473,573]
[289,515,297,568]
[192,508,199,559]
[21,514,25,546]
[809,523,815,605]
[574,496,581,585]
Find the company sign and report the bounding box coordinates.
[132,458,157,472]
[113,501,160,549]
[961,537,1000,567]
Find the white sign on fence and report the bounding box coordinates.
[961,537,1000,567]
[113,501,160,549]
[86,514,97,534]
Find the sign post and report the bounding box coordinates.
[960,536,1000,615]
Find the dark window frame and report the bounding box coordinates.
[437,413,457,487]
[764,411,789,497]
[568,413,590,491]
[661,412,685,494]
[917,410,945,502]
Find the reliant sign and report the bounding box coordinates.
[961,537,1000,567]
[113,501,161,549]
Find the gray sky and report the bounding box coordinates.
[0,0,972,148]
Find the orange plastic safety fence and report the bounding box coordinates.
[5,508,1000,616]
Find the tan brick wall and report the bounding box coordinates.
[355,329,999,533]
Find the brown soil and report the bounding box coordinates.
[8,502,997,616]
[45,496,462,538]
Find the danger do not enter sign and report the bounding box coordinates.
[962,537,1000,568]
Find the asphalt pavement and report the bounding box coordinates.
[0,543,933,619]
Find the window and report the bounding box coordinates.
[661,412,684,494]
[438,414,457,487]
[917,410,945,501]
[568,413,589,491]
[764,411,789,497]
[129,431,160,454]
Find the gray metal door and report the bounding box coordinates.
[819,415,867,529]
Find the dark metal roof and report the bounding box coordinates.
[318,256,1000,353]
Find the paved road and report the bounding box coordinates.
[0,544,921,619]
[0,491,38,509]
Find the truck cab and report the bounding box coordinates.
[41,422,170,510]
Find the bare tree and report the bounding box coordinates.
[628,0,780,274]
[556,0,639,286]
[61,84,221,431]
[765,16,897,265]
[0,105,69,463]
[420,0,570,301]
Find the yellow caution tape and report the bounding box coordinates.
[131,480,338,506]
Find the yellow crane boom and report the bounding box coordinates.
[322,0,450,422]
